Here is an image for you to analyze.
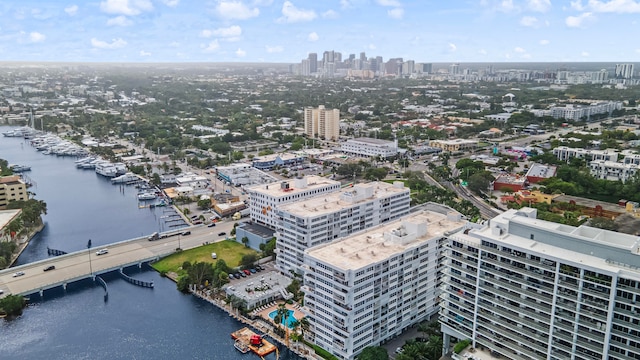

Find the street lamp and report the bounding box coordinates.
[87,239,93,279]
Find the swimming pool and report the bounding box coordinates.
[268,309,298,329]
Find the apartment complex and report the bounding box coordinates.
[552,146,619,163]
[303,205,468,360]
[0,175,28,209]
[246,176,341,229]
[304,105,340,141]
[589,160,640,183]
[440,208,640,360]
[340,137,398,159]
[275,181,411,274]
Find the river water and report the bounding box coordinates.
[0,130,300,360]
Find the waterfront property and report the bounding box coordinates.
[302,204,468,360]
[224,270,292,310]
[440,207,640,360]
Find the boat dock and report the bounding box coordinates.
[231,327,277,357]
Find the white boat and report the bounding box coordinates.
[137,192,157,201]
[233,339,250,354]
[10,164,31,172]
[95,162,118,177]
[111,173,139,184]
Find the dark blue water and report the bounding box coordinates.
[0,130,300,360]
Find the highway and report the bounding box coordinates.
[0,219,242,298]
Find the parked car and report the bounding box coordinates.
[43,265,56,272]
[12,271,25,278]
[249,268,257,274]
[207,223,216,227]
[239,272,246,278]
[96,248,109,256]
[255,264,265,271]
[243,269,251,276]
[228,274,234,280]
[181,231,191,236]
[218,232,226,236]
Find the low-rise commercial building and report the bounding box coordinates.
[275,181,411,275]
[340,137,398,159]
[303,204,467,360]
[429,139,478,152]
[0,176,28,209]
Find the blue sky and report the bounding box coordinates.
[1,0,639,63]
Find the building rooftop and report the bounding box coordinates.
[494,174,526,185]
[526,163,557,178]
[253,152,303,163]
[346,137,395,145]
[0,209,21,230]
[467,208,640,274]
[278,181,408,217]
[245,175,339,198]
[306,209,467,270]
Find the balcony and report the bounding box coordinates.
[581,283,611,300]
[477,301,550,330]
[475,328,544,360]
[486,284,552,315]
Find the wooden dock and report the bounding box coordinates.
[231,327,277,357]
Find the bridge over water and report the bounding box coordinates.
[0,221,237,298]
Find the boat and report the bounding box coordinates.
[137,192,157,200]
[111,172,139,184]
[10,164,31,172]
[95,162,122,177]
[233,339,250,354]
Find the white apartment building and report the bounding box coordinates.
[304,105,340,141]
[440,208,640,360]
[589,160,640,183]
[275,181,411,274]
[175,173,209,190]
[303,204,468,360]
[246,175,341,229]
[340,137,398,159]
[552,146,619,163]
[622,151,640,165]
[549,102,622,121]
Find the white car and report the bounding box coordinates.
[95,249,109,256]
[12,271,25,277]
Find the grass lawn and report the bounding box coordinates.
[151,240,258,274]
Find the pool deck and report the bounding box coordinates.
[255,302,303,328]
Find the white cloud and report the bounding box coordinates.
[527,0,551,12]
[581,51,590,56]
[514,47,526,53]
[64,5,78,16]
[636,48,640,53]
[478,49,488,55]
[200,30,213,38]
[107,16,133,26]
[252,0,273,5]
[539,39,550,45]
[578,0,640,13]
[99,0,153,16]
[162,0,180,6]
[520,16,538,26]
[29,32,46,43]
[322,9,339,18]
[448,43,457,52]
[307,32,319,42]
[203,40,220,52]
[570,0,584,10]
[377,0,401,6]
[139,50,151,56]
[212,25,242,38]
[215,1,259,20]
[266,45,283,53]
[235,48,246,57]
[340,0,352,9]
[91,37,127,49]
[565,12,594,27]
[388,8,404,19]
[278,1,317,23]
[498,0,516,12]
[368,43,377,50]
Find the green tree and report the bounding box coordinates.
[197,198,211,210]
[357,346,389,360]
[241,236,250,248]
[240,253,258,268]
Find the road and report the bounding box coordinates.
[0,219,244,297]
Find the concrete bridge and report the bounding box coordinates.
[0,219,239,297]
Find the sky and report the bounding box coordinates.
[1,0,640,63]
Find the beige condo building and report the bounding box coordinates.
[304,105,340,141]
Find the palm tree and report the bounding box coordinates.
[274,303,290,346]
[425,335,443,360]
[298,316,310,341]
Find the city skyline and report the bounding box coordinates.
[2,0,640,63]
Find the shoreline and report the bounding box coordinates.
[162,270,317,359]
[8,222,45,267]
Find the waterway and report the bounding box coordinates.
[0,130,301,360]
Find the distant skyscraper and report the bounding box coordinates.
[308,53,317,73]
[304,105,340,141]
[301,59,310,76]
[359,52,366,63]
[422,63,433,74]
[615,63,634,79]
[334,52,342,63]
[323,50,335,65]
[449,63,460,75]
[376,56,383,72]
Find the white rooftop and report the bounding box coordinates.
[246,175,339,198]
[307,210,466,270]
[0,209,21,230]
[279,181,408,217]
